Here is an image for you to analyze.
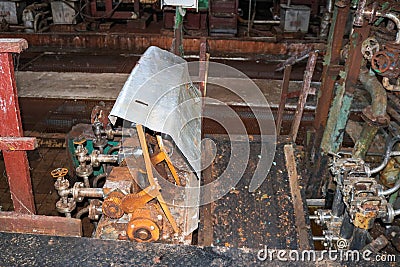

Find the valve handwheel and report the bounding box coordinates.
[371,51,391,73]
[51,168,69,178]
[73,136,87,145]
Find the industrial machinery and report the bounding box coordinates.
[47,0,400,252]
[52,46,201,244]
[0,0,324,36]
[307,0,400,253]
[3,0,400,264]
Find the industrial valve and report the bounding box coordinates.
[314,140,400,249]
[92,121,108,151]
[73,136,119,187]
[74,137,93,187]
[52,168,76,218]
[51,167,104,217]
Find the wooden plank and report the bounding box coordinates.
[284,144,311,250]
[198,140,214,246]
[0,137,38,151]
[0,212,82,237]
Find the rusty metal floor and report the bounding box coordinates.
[201,139,312,250]
[0,232,393,266]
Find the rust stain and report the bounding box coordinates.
[1,33,324,55]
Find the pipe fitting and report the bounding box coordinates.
[379,179,400,196]
[383,77,400,91]
[376,11,400,44]
[352,67,388,159]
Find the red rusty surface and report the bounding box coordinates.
[290,51,318,142]
[0,212,82,237]
[0,38,28,53]
[0,137,38,151]
[276,65,292,135]
[0,44,36,214]
[1,32,325,55]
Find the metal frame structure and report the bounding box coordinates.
[0,38,82,236]
[0,38,36,214]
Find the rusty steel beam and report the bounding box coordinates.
[284,144,311,250]
[0,38,36,214]
[290,52,318,142]
[321,24,371,154]
[1,32,324,55]
[0,212,82,237]
[313,2,350,147]
[276,65,292,135]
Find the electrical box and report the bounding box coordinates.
[51,0,78,24]
[0,0,25,24]
[280,4,310,33]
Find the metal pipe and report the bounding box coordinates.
[253,20,280,24]
[353,0,367,27]
[370,135,400,174]
[93,173,107,188]
[383,77,400,91]
[387,106,400,123]
[326,0,334,13]
[97,154,118,163]
[83,176,90,188]
[380,179,400,196]
[352,68,387,159]
[75,206,90,219]
[107,146,120,155]
[391,151,400,156]
[395,209,400,216]
[376,11,400,44]
[247,0,252,36]
[78,188,104,198]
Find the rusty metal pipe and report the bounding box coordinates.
[375,11,400,44]
[93,173,107,188]
[75,206,90,219]
[352,68,387,159]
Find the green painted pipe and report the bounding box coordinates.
[352,68,387,159]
